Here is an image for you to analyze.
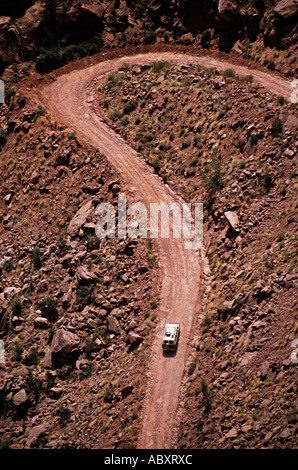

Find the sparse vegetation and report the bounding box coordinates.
[271,118,283,134]
[31,246,44,269]
[97,59,297,450]
[0,7,297,450]
[11,297,22,316]
[201,29,211,48]
[40,297,58,322]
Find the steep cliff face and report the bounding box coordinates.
[0,0,297,73]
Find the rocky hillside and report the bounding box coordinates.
[97,59,298,448]
[0,0,297,452]
[0,0,297,76]
[0,65,159,449]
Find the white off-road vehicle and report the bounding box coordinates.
[162,323,180,351]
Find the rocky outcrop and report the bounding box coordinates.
[44,329,80,369]
[274,0,298,20]
[67,199,94,237]
[0,0,297,69]
[57,3,105,43]
[0,16,20,70]
[15,2,46,58]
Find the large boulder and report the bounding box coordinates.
[44,329,80,369]
[13,388,28,406]
[274,0,298,20]
[217,0,239,28]
[67,200,93,237]
[58,3,105,42]
[15,2,46,56]
[26,424,47,448]
[0,16,20,67]
[224,211,240,233]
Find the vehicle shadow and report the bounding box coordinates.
[162,349,178,358]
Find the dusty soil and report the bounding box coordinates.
[35,51,294,449]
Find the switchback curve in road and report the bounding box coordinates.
[37,52,292,449]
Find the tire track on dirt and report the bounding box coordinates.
[37,52,291,449]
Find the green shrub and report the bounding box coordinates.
[36,47,62,74]
[287,408,297,424]
[223,68,235,78]
[11,297,22,316]
[151,61,171,74]
[40,297,58,321]
[201,378,212,413]
[250,133,260,145]
[201,316,211,328]
[31,246,44,269]
[201,156,223,198]
[123,99,138,114]
[76,284,95,308]
[24,347,39,366]
[111,109,122,121]
[13,342,24,361]
[188,362,196,375]
[238,74,253,84]
[201,29,211,48]
[36,34,103,74]
[271,118,282,134]
[46,371,55,392]
[143,30,156,44]
[151,158,161,174]
[262,170,273,193]
[57,404,71,426]
[103,384,114,403]
[78,361,93,380]
[0,129,7,146]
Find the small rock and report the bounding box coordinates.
[30,171,40,184]
[34,317,49,329]
[76,265,98,282]
[127,331,142,347]
[108,315,121,334]
[279,428,291,439]
[225,426,238,439]
[284,149,295,159]
[57,150,70,165]
[13,389,28,406]
[224,211,240,232]
[126,320,137,331]
[26,424,47,447]
[4,193,13,204]
[48,386,64,398]
[259,360,270,379]
[68,200,93,237]
[264,431,273,442]
[241,424,252,433]
[240,351,257,366]
[121,385,133,399]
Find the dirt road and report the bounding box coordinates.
[37,52,292,449]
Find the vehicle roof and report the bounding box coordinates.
[163,323,179,338]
